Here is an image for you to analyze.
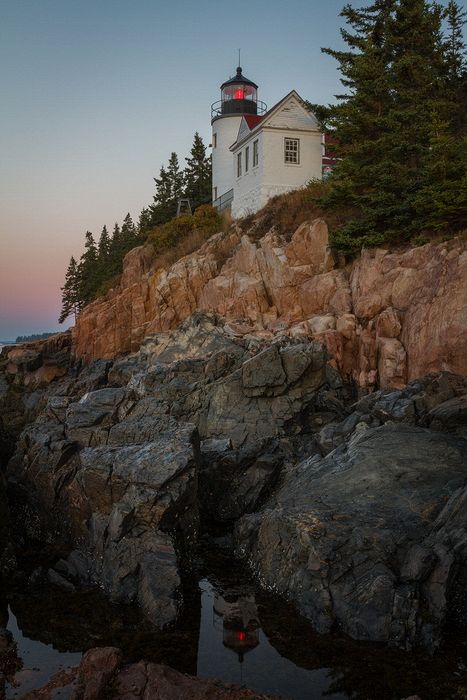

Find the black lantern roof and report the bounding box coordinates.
[221,66,258,90]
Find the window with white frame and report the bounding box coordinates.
[213,133,217,148]
[237,152,242,177]
[284,138,300,164]
[253,139,259,167]
[245,146,249,172]
[213,186,217,201]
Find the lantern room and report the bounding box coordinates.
[221,67,257,115]
[211,66,267,121]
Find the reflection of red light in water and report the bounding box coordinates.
[234,89,244,100]
[238,631,246,641]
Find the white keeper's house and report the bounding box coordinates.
[211,65,324,218]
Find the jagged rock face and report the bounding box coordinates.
[72,220,466,391]
[2,318,467,651]
[235,373,467,650]
[5,315,330,627]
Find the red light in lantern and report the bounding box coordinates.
[234,89,245,100]
[238,631,246,641]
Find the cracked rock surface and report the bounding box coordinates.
[1,314,330,628]
[1,316,466,651]
[235,375,467,650]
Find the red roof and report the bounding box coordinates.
[244,115,264,130]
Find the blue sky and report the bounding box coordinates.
[0,0,348,339]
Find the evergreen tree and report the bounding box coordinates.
[97,225,111,261]
[184,132,212,209]
[413,1,467,229]
[59,256,81,324]
[166,152,185,204]
[121,212,137,250]
[138,207,152,235]
[445,0,467,82]
[149,165,175,225]
[107,223,124,276]
[78,231,99,304]
[319,0,397,249]
[318,0,466,252]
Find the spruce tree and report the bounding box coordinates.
[59,256,81,323]
[107,223,124,276]
[320,0,397,250]
[380,0,445,236]
[445,0,467,82]
[121,212,137,250]
[78,231,99,304]
[166,152,185,204]
[319,0,465,252]
[149,165,175,225]
[413,1,467,229]
[138,207,152,236]
[97,225,111,261]
[184,132,212,209]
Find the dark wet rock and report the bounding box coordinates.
[426,394,467,437]
[75,646,123,699]
[48,567,76,592]
[353,371,467,426]
[24,645,279,700]
[235,424,467,650]
[199,440,282,523]
[114,660,280,699]
[4,315,327,627]
[0,471,15,579]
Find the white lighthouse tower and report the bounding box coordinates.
[211,66,266,210]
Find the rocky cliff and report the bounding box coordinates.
[1,214,466,659]
[2,314,467,651]
[73,219,466,391]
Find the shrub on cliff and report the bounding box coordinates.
[146,206,223,268]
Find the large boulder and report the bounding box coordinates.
[235,423,467,650]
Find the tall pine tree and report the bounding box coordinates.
[97,225,111,261]
[59,256,81,323]
[184,132,212,209]
[149,165,175,225]
[413,1,467,229]
[320,0,397,249]
[78,231,99,304]
[319,0,465,252]
[166,152,184,204]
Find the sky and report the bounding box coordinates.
[0,0,348,340]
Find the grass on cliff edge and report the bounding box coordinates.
[239,180,466,258]
[145,204,230,270]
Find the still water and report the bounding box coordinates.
[3,543,466,699]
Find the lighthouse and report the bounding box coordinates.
[211,66,267,210]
